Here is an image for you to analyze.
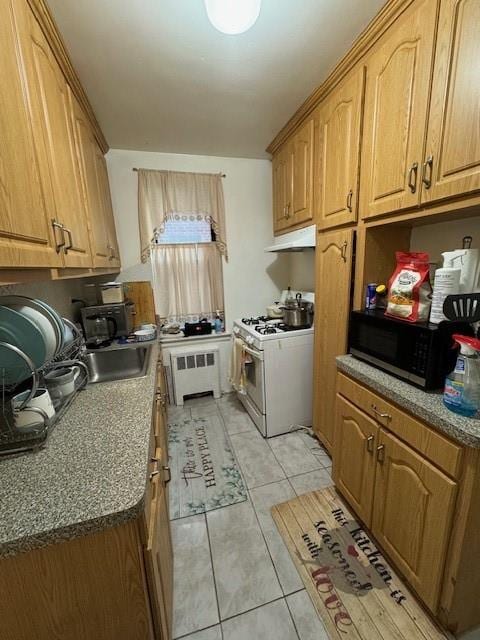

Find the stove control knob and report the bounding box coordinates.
[246,336,254,345]
[233,327,239,335]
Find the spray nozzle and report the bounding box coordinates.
[452,334,480,356]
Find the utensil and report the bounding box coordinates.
[44,366,81,406]
[134,328,156,342]
[84,314,117,346]
[0,296,58,360]
[443,293,480,323]
[12,388,55,430]
[281,293,312,328]
[0,305,46,369]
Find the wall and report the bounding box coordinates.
[286,251,316,293]
[410,216,480,265]
[106,149,289,329]
[0,276,107,323]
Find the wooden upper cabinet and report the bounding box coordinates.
[17,6,93,268]
[272,146,291,233]
[96,153,121,267]
[317,67,365,230]
[372,429,457,613]
[0,0,61,268]
[291,118,314,226]
[422,0,480,203]
[313,228,353,452]
[360,0,438,219]
[70,92,111,268]
[334,395,378,527]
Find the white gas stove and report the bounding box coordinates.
[233,317,314,350]
[232,293,314,438]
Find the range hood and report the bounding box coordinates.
[264,224,316,252]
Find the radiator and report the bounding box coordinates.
[170,346,220,406]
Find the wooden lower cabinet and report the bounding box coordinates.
[312,229,354,452]
[333,395,378,528]
[0,367,173,640]
[372,429,457,613]
[334,372,480,633]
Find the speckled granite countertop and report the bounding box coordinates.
[336,355,480,448]
[0,343,158,558]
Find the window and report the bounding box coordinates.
[155,216,216,245]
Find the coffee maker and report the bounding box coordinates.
[81,301,135,346]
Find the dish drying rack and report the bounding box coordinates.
[0,319,89,457]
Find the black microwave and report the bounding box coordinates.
[349,309,473,390]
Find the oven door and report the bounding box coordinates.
[242,343,266,416]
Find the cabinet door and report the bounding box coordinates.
[145,475,173,640]
[0,0,61,268]
[19,9,92,267]
[70,92,111,268]
[313,228,353,452]
[372,429,457,613]
[291,118,314,226]
[96,153,121,267]
[272,148,290,233]
[333,395,378,528]
[360,0,438,219]
[318,67,365,229]
[422,0,480,203]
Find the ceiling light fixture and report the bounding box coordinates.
[204,0,262,35]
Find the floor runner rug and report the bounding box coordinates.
[168,414,247,519]
[271,486,447,640]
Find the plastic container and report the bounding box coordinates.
[443,334,480,417]
[430,252,461,324]
[101,282,124,304]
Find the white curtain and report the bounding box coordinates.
[151,243,224,324]
[138,169,227,262]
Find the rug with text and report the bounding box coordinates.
[168,414,247,519]
[271,487,447,640]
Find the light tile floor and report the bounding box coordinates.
[168,394,334,640]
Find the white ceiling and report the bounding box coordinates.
[48,0,386,159]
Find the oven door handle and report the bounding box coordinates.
[242,344,264,360]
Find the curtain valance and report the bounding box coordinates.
[138,169,227,262]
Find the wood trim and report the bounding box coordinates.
[25,0,108,153]
[266,0,415,155]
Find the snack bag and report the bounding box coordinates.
[385,252,432,322]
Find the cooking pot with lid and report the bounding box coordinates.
[282,293,313,328]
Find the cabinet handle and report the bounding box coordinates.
[346,190,353,212]
[422,156,433,189]
[163,465,171,484]
[51,219,66,253]
[340,240,348,262]
[371,404,391,421]
[107,244,114,261]
[63,227,73,253]
[376,444,385,463]
[149,469,160,481]
[366,435,375,453]
[408,162,419,193]
[285,203,290,219]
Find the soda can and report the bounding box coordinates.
[365,283,377,310]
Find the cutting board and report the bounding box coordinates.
[123,281,156,327]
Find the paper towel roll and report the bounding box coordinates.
[442,249,480,293]
[430,267,461,324]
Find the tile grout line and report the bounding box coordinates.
[283,594,303,640]
[204,512,225,640]
[247,484,300,599]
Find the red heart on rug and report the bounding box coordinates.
[347,545,359,558]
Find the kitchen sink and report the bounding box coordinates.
[84,343,153,384]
